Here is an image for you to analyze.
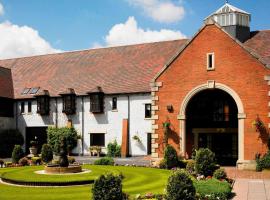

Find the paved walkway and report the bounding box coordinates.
[225,167,270,200]
[232,179,270,200]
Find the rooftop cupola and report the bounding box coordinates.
[206,2,251,42]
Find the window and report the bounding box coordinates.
[90,93,104,113]
[62,94,76,115]
[28,101,32,113]
[112,97,117,110]
[20,102,25,114]
[21,88,31,95]
[90,133,105,146]
[145,104,152,118]
[207,53,215,70]
[29,87,40,94]
[36,95,50,115]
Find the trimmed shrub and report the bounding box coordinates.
[12,145,24,164]
[164,145,178,169]
[256,151,270,171]
[94,157,114,165]
[47,127,78,155]
[159,159,166,169]
[166,170,196,200]
[0,159,4,167]
[19,157,29,166]
[186,160,196,175]
[213,168,227,180]
[0,129,24,158]
[41,144,53,163]
[92,173,123,200]
[107,140,121,157]
[195,148,216,176]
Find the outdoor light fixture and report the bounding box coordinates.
[167,104,173,112]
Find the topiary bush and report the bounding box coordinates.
[195,148,216,176]
[107,140,121,157]
[186,160,196,175]
[12,145,24,164]
[0,129,24,158]
[166,170,196,200]
[19,157,29,166]
[47,127,78,155]
[41,144,53,163]
[213,168,227,180]
[94,157,114,165]
[92,173,123,200]
[164,145,178,169]
[256,151,270,171]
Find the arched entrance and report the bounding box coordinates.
[178,82,246,165]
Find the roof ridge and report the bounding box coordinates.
[0,39,188,62]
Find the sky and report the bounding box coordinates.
[0,0,269,59]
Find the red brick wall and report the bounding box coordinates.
[155,24,270,160]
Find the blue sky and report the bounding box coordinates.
[0,0,269,59]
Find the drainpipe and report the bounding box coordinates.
[81,96,84,156]
[55,98,58,128]
[15,101,18,129]
[127,95,130,156]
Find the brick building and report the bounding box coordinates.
[0,3,269,168]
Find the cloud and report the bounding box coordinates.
[128,0,185,23]
[0,21,61,59]
[0,2,4,16]
[103,16,186,47]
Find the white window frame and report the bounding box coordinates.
[207,53,215,71]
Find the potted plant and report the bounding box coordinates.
[132,135,142,143]
[29,139,38,156]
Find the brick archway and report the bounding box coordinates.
[177,81,246,162]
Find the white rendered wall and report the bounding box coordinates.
[16,93,152,156]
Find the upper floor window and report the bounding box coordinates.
[60,88,76,115]
[28,101,32,113]
[20,102,25,114]
[36,95,50,115]
[112,97,117,110]
[62,95,76,115]
[207,53,215,70]
[145,104,152,118]
[90,93,104,113]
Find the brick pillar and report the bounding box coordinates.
[121,119,129,157]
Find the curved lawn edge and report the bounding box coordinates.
[0,177,94,186]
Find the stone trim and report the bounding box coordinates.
[179,81,245,162]
[150,81,163,159]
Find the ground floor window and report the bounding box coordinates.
[90,133,105,146]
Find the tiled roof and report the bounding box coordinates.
[0,66,13,99]
[244,30,270,66]
[0,40,188,99]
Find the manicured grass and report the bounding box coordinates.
[0,165,231,200]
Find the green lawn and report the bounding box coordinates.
[0,165,231,200]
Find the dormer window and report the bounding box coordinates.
[35,90,50,115]
[207,53,215,70]
[88,86,104,113]
[60,88,76,115]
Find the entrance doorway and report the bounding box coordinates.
[186,89,238,165]
[25,127,48,153]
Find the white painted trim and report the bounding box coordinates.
[178,82,245,161]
